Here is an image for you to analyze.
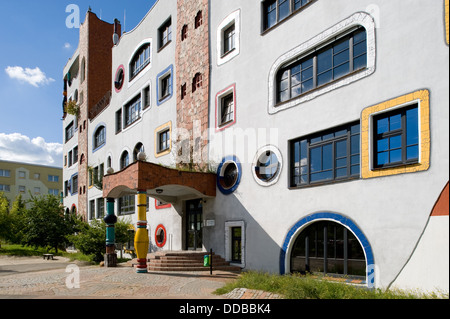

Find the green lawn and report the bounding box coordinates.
[0,244,129,264]
[214,271,448,299]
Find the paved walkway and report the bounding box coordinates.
[0,256,251,299]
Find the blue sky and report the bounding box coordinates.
[0,0,157,167]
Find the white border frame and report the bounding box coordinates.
[268,12,376,114]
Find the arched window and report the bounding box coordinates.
[130,43,151,80]
[290,221,366,277]
[93,126,106,150]
[192,73,202,92]
[80,57,86,83]
[181,24,188,41]
[120,151,129,170]
[133,143,145,162]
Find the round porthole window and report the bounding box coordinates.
[217,156,242,194]
[155,224,166,248]
[252,146,282,186]
[114,65,125,92]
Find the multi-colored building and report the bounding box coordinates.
[0,160,62,206]
[62,0,449,293]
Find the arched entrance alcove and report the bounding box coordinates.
[280,212,375,286]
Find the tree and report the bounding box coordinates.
[0,192,10,247]
[8,194,27,244]
[21,194,77,253]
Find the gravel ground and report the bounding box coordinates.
[0,256,240,299]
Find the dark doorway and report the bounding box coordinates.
[185,199,203,250]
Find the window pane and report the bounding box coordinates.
[377,138,389,152]
[406,107,419,145]
[377,151,389,165]
[302,79,313,93]
[334,62,350,79]
[389,135,402,150]
[322,144,332,170]
[336,158,347,168]
[266,1,277,28]
[350,135,359,154]
[317,49,332,74]
[351,154,360,165]
[278,0,290,21]
[335,140,347,158]
[310,147,321,173]
[317,70,332,86]
[300,140,308,166]
[336,168,347,178]
[351,165,360,176]
[389,114,402,131]
[407,145,418,160]
[302,66,313,81]
[353,54,367,70]
[390,149,402,163]
[376,117,389,134]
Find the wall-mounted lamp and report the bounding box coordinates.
[156,189,163,194]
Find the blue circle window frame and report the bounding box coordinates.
[217,156,242,195]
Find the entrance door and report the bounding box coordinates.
[186,199,203,250]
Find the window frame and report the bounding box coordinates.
[217,10,241,66]
[372,104,419,169]
[289,121,361,188]
[268,12,376,114]
[154,121,172,158]
[215,84,237,131]
[158,17,172,51]
[93,125,106,151]
[262,0,315,32]
[129,43,151,81]
[156,65,173,105]
[124,95,141,128]
[276,27,367,105]
[118,195,135,215]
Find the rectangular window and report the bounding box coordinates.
[223,23,235,55]
[220,94,234,126]
[34,187,41,194]
[263,0,313,31]
[89,200,95,220]
[34,173,40,180]
[97,198,105,219]
[290,122,360,187]
[159,18,172,49]
[115,109,122,133]
[373,104,419,168]
[65,121,74,142]
[64,181,69,197]
[0,184,10,192]
[68,150,73,167]
[124,96,141,128]
[159,129,170,153]
[19,186,26,193]
[0,170,11,177]
[19,171,26,179]
[277,28,366,104]
[143,86,150,109]
[160,74,171,101]
[48,189,59,196]
[73,146,78,164]
[48,175,59,182]
[72,175,78,194]
[119,195,135,215]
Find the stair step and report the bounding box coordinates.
[140,251,241,272]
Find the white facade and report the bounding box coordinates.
[63,0,449,293]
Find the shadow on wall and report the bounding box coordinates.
[203,191,283,274]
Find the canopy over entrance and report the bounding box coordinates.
[102,161,216,203]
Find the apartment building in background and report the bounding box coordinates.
[0,160,62,206]
[62,0,449,293]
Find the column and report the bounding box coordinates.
[104,198,117,267]
[134,191,149,273]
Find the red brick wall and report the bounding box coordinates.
[76,11,116,219]
[175,0,210,169]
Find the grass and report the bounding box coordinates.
[0,244,130,264]
[214,271,449,299]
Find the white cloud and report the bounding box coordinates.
[0,133,63,167]
[64,42,72,49]
[5,66,55,87]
